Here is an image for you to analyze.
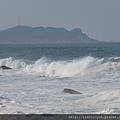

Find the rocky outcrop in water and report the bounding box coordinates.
[0,66,12,70]
[62,88,81,94]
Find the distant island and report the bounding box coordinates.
[0,25,99,44]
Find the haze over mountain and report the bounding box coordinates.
[0,26,99,44]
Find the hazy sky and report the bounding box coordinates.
[0,0,120,42]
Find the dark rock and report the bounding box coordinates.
[39,75,46,77]
[0,65,12,70]
[62,88,82,94]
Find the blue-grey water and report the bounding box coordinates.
[0,43,120,60]
[0,43,120,114]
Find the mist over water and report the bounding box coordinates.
[0,43,120,114]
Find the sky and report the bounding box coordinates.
[0,0,120,42]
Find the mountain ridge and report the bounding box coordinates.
[0,25,99,44]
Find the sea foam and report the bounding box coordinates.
[0,56,120,77]
[0,57,27,69]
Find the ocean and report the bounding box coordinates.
[0,43,120,114]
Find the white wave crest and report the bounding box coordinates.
[0,56,120,77]
[21,56,104,77]
[0,57,27,69]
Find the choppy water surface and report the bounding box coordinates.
[0,43,120,114]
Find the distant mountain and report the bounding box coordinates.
[0,26,99,43]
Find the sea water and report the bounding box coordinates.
[0,43,120,114]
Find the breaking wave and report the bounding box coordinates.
[0,56,120,77]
